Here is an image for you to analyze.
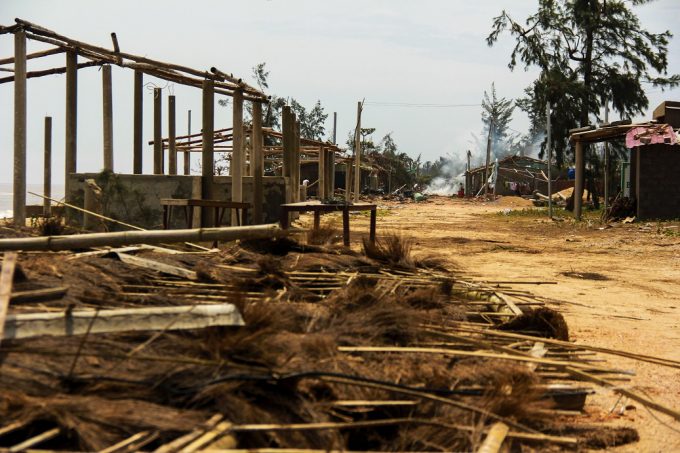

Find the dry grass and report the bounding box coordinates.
[363,233,415,268]
[306,221,341,246]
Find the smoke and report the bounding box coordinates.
[423,153,467,196]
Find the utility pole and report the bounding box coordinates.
[466,150,471,196]
[547,102,552,219]
[604,101,609,212]
[483,119,493,197]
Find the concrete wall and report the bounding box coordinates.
[69,173,288,230]
[636,144,680,220]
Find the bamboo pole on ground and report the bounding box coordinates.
[0,224,284,252]
[43,117,52,218]
[153,87,163,174]
[64,50,77,202]
[185,110,191,175]
[477,422,510,453]
[13,30,27,226]
[252,101,264,224]
[201,79,215,227]
[102,64,114,171]
[574,142,584,219]
[168,95,177,175]
[231,90,244,226]
[354,101,361,203]
[133,70,143,174]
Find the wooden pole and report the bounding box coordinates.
[318,145,325,199]
[252,101,264,224]
[604,101,609,211]
[483,119,492,197]
[325,149,333,198]
[466,150,471,197]
[0,224,284,252]
[294,120,301,202]
[0,252,18,347]
[574,141,584,219]
[282,106,294,204]
[13,30,27,226]
[231,90,244,225]
[185,110,191,175]
[332,111,337,194]
[168,95,177,175]
[64,50,77,202]
[102,64,114,171]
[43,117,52,218]
[153,87,163,174]
[547,102,552,219]
[345,161,353,201]
[354,102,361,203]
[133,70,143,174]
[201,79,215,227]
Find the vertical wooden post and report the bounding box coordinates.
[604,101,609,211]
[327,150,334,197]
[294,120,301,202]
[282,106,294,203]
[184,110,191,175]
[345,161,353,201]
[547,102,552,219]
[201,79,215,227]
[43,117,52,218]
[232,90,244,225]
[483,120,492,197]
[64,50,78,202]
[466,150,471,196]
[318,146,325,199]
[13,30,27,226]
[168,95,177,175]
[133,70,143,174]
[153,87,163,174]
[252,101,264,224]
[354,102,361,202]
[102,64,114,171]
[574,141,584,220]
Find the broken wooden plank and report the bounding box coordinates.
[10,286,68,304]
[112,252,197,279]
[0,252,18,347]
[3,303,244,340]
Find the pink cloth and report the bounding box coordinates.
[626,125,676,148]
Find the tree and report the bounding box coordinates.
[291,99,329,140]
[488,0,680,167]
[472,83,524,160]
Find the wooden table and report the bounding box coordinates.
[280,201,377,247]
[160,199,250,229]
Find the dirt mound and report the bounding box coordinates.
[491,196,535,208]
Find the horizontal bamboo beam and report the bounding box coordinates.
[0,46,65,65]
[0,59,101,84]
[0,224,286,251]
[3,303,244,340]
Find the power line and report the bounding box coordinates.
[364,102,481,108]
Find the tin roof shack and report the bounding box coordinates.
[569,101,680,220]
[468,156,566,197]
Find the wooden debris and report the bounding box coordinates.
[0,252,18,347]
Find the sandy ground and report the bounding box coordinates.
[295,195,680,452]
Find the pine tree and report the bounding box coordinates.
[488,0,679,167]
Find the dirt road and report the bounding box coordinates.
[297,195,680,452]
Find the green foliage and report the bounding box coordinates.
[488,0,680,167]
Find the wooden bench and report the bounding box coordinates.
[160,199,250,229]
[280,201,377,247]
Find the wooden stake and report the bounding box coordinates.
[168,95,177,175]
[201,79,215,227]
[133,70,143,174]
[102,64,114,171]
[252,101,264,224]
[231,90,244,226]
[153,87,163,174]
[43,117,52,218]
[13,30,27,226]
[65,50,77,202]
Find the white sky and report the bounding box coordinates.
[1,0,679,184]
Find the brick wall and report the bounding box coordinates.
[637,144,680,220]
